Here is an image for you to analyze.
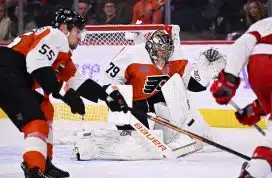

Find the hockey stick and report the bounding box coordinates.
[229,100,266,136]
[127,107,251,161]
[129,114,177,159]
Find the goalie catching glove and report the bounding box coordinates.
[53,82,85,115]
[235,99,266,126]
[104,84,128,113]
[210,70,240,105]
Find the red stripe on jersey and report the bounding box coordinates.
[249,31,261,43]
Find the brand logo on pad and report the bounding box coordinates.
[120,130,132,136]
[16,113,23,121]
[134,123,167,151]
[193,70,201,81]
[83,132,92,137]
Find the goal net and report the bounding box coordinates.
[53,24,181,144]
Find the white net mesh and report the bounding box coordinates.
[81,24,180,46]
[81,31,134,45]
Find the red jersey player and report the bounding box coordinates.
[210,17,272,178]
[1,8,127,178]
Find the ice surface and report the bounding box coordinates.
[0,119,271,178]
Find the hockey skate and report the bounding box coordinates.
[21,162,49,178]
[45,158,70,178]
[238,162,254,178]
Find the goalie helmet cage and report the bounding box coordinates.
[53,24,181,145]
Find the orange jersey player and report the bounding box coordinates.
[0,8,127,178]
[210,17,272,178]
[103,30,224,130]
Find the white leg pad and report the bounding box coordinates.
[160,73,214,154]
[154,102,177,143]
[181,108,212,141]
[162,74,212,139]
[73,129,164,160]
[154,102,202,156]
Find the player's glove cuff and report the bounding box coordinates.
[104,84,119,95]
[223,71,240,87]
[52,81,69,99]
[235,99,266,126]
[210,70,240,104]
[103,85,128,113]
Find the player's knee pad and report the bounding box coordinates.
[13,107,45,132]
[22,119,49,157]
[22,119,49,138]
[17,107,45,132]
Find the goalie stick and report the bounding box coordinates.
[229,100,266,136]
[129,114,177,159]
[128,107,251,161]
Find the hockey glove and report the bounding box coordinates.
[210,70,240,105]
[53,82,85,115]
[104,85,128,113]
[235,99,265,126]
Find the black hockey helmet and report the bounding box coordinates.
[52,8,85,31]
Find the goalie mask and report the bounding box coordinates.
[145,30,174,70]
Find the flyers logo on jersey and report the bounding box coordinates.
[143,75,170,94]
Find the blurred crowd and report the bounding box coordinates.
[0,0,269,41]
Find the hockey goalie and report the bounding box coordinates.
[74,29,226,160]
